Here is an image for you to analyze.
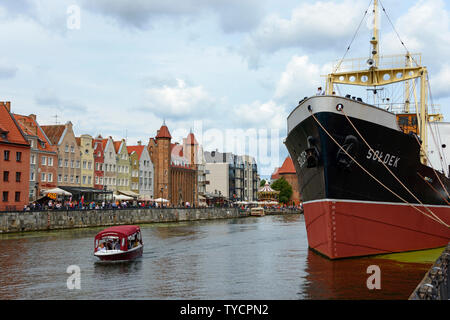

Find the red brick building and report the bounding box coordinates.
[271,156,301,205]
[148,123,197,206]
[93,135,105,190]
[0,102,31,211]
[12,113,58,201]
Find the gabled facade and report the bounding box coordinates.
[102,136,117,191]
[41,121,81,187]
[12,113,57,201]
[127,142,154,199]
[78,134,94,188]
[0,101,31,211]
[93,135,105,190]
[114,139,131,192]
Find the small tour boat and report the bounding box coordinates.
[250,207,265,217]
[94,225,143,261]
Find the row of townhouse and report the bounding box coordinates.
[1,100,257,210]
[0,102,154,209]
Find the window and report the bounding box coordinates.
[76,176,79,184]
[2,191,8,202]
[16,172,21,182]
[95,176,99,184]
[64,159,68,167]
[16,152,22,162]
[3,171,9,182]
[83,161,87,169]
[58,159,62,167]
[41,156,47,166]
[48,157,53,166]
[58,174,62,183]
[65,144,69,152]
[71,160,74,168]
[76,161,80,168]
[88,176,91,184]
[64,175,68,182]
[70,145,74,153]
[30,154,36,164]
[41,173,46,182]
[82,176,86,184]
[47,173,53,182]
[88,161,92,169]
[4,150,10,161]
[15,192,20,202]
[70,175,74,183]
[30,171,35,181]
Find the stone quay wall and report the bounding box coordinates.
[0,208,248,234]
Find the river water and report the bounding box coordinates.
[0,214,440,300]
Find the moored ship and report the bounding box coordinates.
[285,0,450,259]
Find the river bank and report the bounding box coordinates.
[0,207,301,234]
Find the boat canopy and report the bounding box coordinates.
[95,225,141,240]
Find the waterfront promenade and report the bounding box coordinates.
[0,206,302,234]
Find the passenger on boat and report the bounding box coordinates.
[114,241,120,250]
[98,243,106,252]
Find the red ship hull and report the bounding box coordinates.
[304,199,450,259]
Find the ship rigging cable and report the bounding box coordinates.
[340,108,449,228]
[412,133,450,200]
[308,108,449,228]
[333,0,373,74]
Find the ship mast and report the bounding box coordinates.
[325,0,435,165]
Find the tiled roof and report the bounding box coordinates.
[75,137,81,146]
[127,145,145,159]
[12,114,56,153]
[0,104,29,146]
[156,124,172,139]
[271,167,280,180]
[171,143,183,157]
[278,157,296,174]
[41,125,66,145]
[186,132,198,145]
[113,140,122,153]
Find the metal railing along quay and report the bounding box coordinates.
[409,243,450,300]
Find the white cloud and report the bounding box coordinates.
[429,63,450,99]
[82,0,267,33]
[232,100,287,131]
[241,0,366,68]
[143,79,216,119]
[274,55,323,104]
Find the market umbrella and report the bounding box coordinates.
[42,187,72,196]
[113,194,133,201]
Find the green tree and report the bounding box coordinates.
[271,177,293,204]
[260,179,266,187]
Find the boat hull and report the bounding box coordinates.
[304,199,450,259]
[95,246,143,261]
[286,96,450,259]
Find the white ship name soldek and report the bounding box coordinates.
[366,149,400,168]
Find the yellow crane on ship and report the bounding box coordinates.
[324,0,443,165]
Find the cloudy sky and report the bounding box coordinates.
[1,0,449,177]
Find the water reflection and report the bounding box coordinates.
[0,215,435,300]
[302,249,432,300]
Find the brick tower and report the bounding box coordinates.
[154,122,172,201]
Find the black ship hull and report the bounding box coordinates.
[285,96,450,259]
